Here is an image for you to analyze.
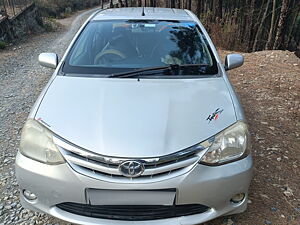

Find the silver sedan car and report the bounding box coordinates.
[15,7,253,225]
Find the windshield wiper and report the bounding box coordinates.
[108,64,209,78]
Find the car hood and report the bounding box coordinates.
[35,76,237,158]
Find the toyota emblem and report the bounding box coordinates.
[119,161,145,178]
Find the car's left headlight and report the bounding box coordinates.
[200,121,251,165]
[19,119,65,165]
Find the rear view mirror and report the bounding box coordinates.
[38,53,58,69]
[225,54,244,71]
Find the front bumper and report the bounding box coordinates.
[15,152,253,225]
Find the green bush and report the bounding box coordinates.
[0,41,7,49]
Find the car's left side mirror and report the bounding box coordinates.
[224,54,244,71]
[38,53,58,69]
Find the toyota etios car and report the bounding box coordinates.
[16,7,253,225]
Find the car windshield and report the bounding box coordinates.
[63,20,218,77]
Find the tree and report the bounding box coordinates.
[286,1,300,48]
[177,0,181,8]
[196,0,201,16]
[107,0,300,53]
[265,0,277,50]
[187,0,191,9]
[118,0,123,7]
[171,0,176,8]
[124,0,128,7]
[245,0,255,51]
[252,0,271,51]
[273,0,289,49]
[217,0,222,19]
[149,0,154,7]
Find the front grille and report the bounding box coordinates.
[53,136,209,182]
[57,202,210,221]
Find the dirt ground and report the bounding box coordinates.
[0,7,299,224]
[204,50,300,225]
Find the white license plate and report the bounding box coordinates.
[86,189,176,206]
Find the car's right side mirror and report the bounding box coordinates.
[224,54,244,71]
[38,53,58,69]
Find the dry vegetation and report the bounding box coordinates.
[35,0,104,17]
[113,0,300,54]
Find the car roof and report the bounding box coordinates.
[92,7,194,21]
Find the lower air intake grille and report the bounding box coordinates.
[57,202,210,221]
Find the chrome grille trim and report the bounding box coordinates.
[70,163,197,183]
[53,136,211,182]
[53,136,211,164]
[64,154,120,175]
[142,157,199,176]
[64,153,199,177]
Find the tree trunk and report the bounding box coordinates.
[265,0,276,49]
[188,0,192,9]
[150,0,155,7]
[124,0,128,7]
[138,0,142,7]
[209,0,213,12]
[237,0,246,42]
[246,0,256,51]
[2,0,7,13]
[171,0,176,8]
[196,0,201,16]
[273,0,289,49]
[201,0,205,13]
[286,1,300,48]
[177,0,181,9]
[110,0,114,8]
[118,0,123,7]
[252,0,271,51]
[217,0,223,19]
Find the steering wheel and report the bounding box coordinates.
[94,49,126,65]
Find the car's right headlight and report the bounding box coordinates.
[19,119,65,165]
[199,121,251,165]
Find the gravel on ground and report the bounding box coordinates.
[0,7,299,225]
[0,7,102,225]
[204,50,300,225]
